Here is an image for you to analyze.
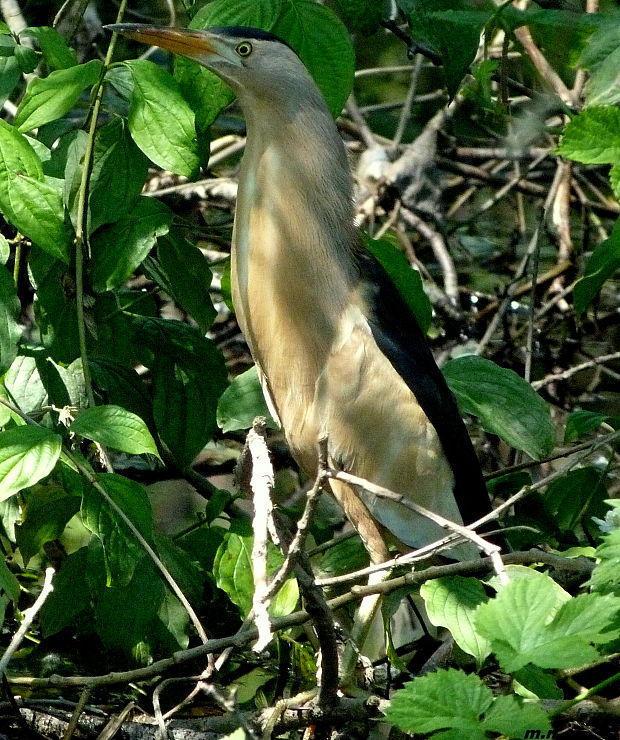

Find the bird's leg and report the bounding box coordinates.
[328,479,391,687]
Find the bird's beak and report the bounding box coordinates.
[105,24,223,63]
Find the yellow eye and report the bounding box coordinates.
[235,41,253,57]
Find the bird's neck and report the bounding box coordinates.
[235,100,357,324]
[231,99,358,436]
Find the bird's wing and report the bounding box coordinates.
[353,250,492,529]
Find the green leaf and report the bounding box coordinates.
[88,118,150,233]
[94,555,165,662]
[192,0,283,28]
[14,45,38,74]
[81,473,153,586]
[363,233,432,334]
[150,230,217,332]
[188,0,354,119]
[28,252,80,361]
[399,1,490,96]
[124,59,200,177]
[584,47,620,107]
[177,0,278,131]
[512,664,563,700]
[485,470,532,500]
[386,666,551,738]
[21,26,77,69]
[0,36,20,107]
[557,106,620,165]
[174,55,235,132]
[71,405,160,458]
[564,409,612,443]
[272,0,355,118]
[15,486,81,564]
[385,668,492,735]
[420,576,491,665]
[578,17,620,71]
[332,0,384,34]
[89,358,153,424]
[152,531,204,604]
[433,12,490,96]
[0,426,62,500]
[216,366,277,433]
[577,19,620,107]
[14,59,102,132]
[270,576,299,617]
[0,120,71,261]
[90,197,172,291]
[318,536,368,578]
[133,317,228,468]
[213,532,298,617]
[482,693,551,737]
[3,355,47,413]
[0,266,21,373]
[443,355,555,459]
[156,590,191,652]
[214,531,254,615]
[11,175,71,260]
[573,219,620,314]
[60,128,87,228]
[40,546,91,636]
[543,467,607,531]
[589,527,620,595]
[268,544,299,617]
[0,557,20,603]
[476,569,620,672]
[0,117,42,180]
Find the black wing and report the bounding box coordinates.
[354,250,493,529]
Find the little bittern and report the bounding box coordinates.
[107,24,492,565]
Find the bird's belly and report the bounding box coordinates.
[311,304,461,550]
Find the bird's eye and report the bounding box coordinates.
[235,41,253,57]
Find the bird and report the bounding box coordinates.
[106,24,493,569]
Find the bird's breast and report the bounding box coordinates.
[231,142,355,469]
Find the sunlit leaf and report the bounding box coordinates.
[443,355,555,459]
[124,59,200,177]
[421,576,491,665]
[14,59,102,132]
[71,405,160,458]
[0,426,62,500]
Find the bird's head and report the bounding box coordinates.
[106,24,313,107]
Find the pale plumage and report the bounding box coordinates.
[107,23,492,564]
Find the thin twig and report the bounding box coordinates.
[532,352,620,389]
[62,686,91,740]
[8,546,599,692]
[272,511,340,711]
[248,419,275,653]
[513,25,575,106]
[318,429,620,587]
[392,55,423,149]
[326,467,506,583]
[264,440,328,602]
[0,568,54,678]
[400,207,459,304]
[74,1,130,410]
